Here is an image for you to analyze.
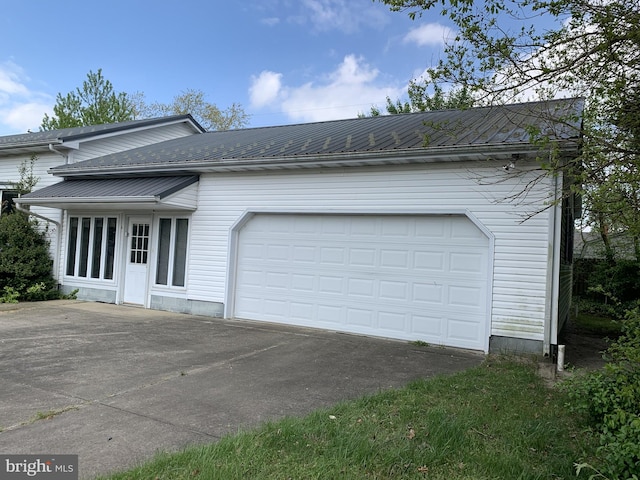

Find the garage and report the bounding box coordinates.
[233,213,490,351]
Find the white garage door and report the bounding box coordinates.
[233,214,489,350]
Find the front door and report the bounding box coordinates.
[123,217,151,305]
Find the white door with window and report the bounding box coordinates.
[123,217,151,305]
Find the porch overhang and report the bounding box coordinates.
[16,175,199,212]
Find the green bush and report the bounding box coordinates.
[563,308,640,479]
[0,211,57,300]
[574,258,640,319]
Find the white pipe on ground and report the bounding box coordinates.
[557,345,566,372]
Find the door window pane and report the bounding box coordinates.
[156,218,171,285]
[172,219,189,287]
[104,218,117,280]
[66,217,79,276]
[130,223,150,265]
[79,217,91,277]
[91,218,104,278]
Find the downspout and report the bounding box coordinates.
[49,143,69,164]
[44,143,69,282]
[544,169,562,357]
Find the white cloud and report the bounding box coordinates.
[249,71,283,108]
[403,23,456,47]
[249,55,405,123]
[1,102,52,132]
[260,17,280,26]
[0,61,52,134]
[281,0,389,33]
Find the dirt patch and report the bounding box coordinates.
[560,321,612,371]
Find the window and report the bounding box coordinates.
[156,217,189,287]
[1,190,19,215]
[129,223,150,264]
[66,216,118,280]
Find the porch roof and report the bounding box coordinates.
[16,175,199,211]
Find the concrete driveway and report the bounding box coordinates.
[0,300,483,479]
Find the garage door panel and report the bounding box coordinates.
[293,246,316,263]
[377,311,407,333]
[414,251,446,271]
[451,218,487,239]
[449,285,484,308]
[415,219,446,238]
[380,249,410,268]
[346,308,374,327]
[317,305,343,324]
[412,314,444,336]
[450,252,487,274]
[349,248,376,266]
[234,214,489,350]
[349,217,378,236]
[448,317,482,342]
[291,273,315,292]
[347,278,375,298]
[379,280,409,301]
[412,283,445,304]
[320,247,345,264]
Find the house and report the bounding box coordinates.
[14,99,583,356]
[0,115,205,271]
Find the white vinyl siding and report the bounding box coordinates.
[72,123,198,162]
[1,152,68,266]
[188,161,556,344]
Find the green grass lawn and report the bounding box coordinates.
[100,358,599,480]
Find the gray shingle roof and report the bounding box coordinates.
[51,98,583,177]
[0,114,204,151]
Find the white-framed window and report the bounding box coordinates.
[1,189,19,215]
[155,217,189,287]
[66,216,118,280]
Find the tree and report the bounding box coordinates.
[0,160,56,301]
[0,212,55,299]
[41,69,135,130]
[134,88,249,131]
[377,0,640,252]
[368,74,475,116]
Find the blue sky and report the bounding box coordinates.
[2,1,467,134]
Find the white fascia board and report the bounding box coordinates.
[16,195,197,212]
[16,196,159,206]
[54,142,572,177]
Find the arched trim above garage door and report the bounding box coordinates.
[225,209,495,352]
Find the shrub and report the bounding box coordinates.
[563,308,640,479]
[0,212,57,299]
[0,286,20,303]
[574,258,640,319]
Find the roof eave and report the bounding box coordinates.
[50,140,581,178]
[16,196,160,206]
[0,139,65,154]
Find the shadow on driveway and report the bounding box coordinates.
[0,300,483,479]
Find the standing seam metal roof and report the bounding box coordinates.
[50,99,583,175]
[21,175,199,200]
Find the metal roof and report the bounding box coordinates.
[20,175,198,201]
[48,98,583,177]
[0,114,205,153]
